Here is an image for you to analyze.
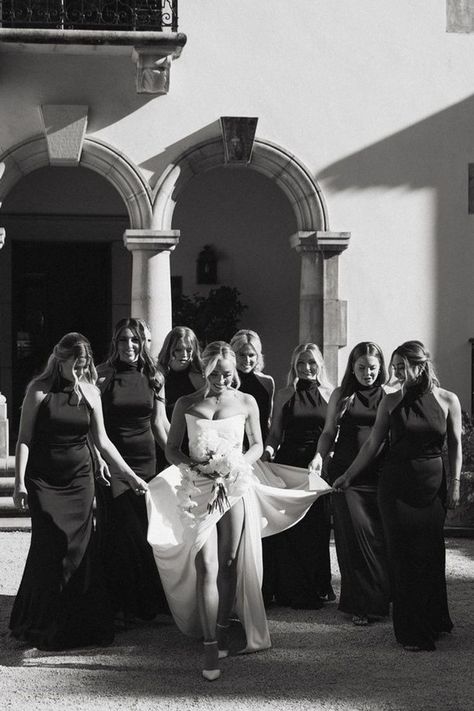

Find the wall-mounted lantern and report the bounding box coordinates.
[0,228,5,249]
[197,245,218,284]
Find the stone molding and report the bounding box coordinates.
[123,230,180,252]
[290,230,351,255]
[40,105,88,166]
[152,138,329,232]
[0,135,153,229]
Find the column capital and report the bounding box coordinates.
[123,229,180,252]
[290,230,351,254]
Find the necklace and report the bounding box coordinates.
[211,387,231,404]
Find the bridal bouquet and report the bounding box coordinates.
[177,429,252,524]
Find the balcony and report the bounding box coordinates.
[0,0,178,31]
[0,0,186,93]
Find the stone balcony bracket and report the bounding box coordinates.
[290,231,351,255]
[0,28,187,95]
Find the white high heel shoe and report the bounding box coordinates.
[202,641,221,681]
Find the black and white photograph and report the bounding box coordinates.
[0,2,473,709]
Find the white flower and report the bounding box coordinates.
[176,429,253,522]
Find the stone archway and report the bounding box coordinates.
[150,137,350,382]
[0,135,155,434]
[0,135,153,229]
[151,137,328,232]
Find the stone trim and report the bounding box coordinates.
[40,105,88,166]
[152,137,329,232]
[0,135,153,229]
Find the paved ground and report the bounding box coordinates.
[1,533,473,711]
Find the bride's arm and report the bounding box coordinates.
[243,394,264,465]
[165,396,195,467]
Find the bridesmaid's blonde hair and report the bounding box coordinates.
[230,329,265,372]
[286,343,332,390]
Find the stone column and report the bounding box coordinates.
[123,230,180,356]
[0,392,8,462]
[291,231,350,384]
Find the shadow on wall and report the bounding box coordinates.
[317,93,474,398]
[139,120,222,190]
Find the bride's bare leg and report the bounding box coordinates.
[216,499,245,650]
[195,527,220,678]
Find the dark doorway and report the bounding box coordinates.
[11,241,111,433]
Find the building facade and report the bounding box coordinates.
[1,1,474,439]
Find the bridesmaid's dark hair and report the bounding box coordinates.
[336,342,387,423]
[390,340,439,393]
[106,318,163,392]
[29,332,97,403]
[157,326,202,374]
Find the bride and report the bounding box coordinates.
[146,341,330,680]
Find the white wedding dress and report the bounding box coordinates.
[146,413,331,652]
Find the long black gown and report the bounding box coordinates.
[10,376,114,650]
[378,385,453,650]
[326,385,390,619]
[97,361,168,620]
[155,365,198,472]
[264,379,332,607]
[237,369,274,443]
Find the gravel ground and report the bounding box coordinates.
[0,532,473,711]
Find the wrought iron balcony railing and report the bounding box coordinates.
[0,0,178,32]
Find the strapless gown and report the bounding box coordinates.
[147,413,331,652]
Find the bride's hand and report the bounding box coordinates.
[308,453,322,474]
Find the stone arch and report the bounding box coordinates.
[0,135,153,229]
[151,137,329,231]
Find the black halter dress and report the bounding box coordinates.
[97,361,168,620]
[378,385,453,650]
[327,385,390,619]
[264,379,332,608]
[10,376,114,649]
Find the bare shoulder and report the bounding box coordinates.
[436,387,461,410]
[175,392,198,412]
[80,382,101,407]
[328,386,342,403]
[24,381,49,406]
[240,390,258,410]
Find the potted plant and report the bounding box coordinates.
[172,286,248,346]
[445,410,474,534]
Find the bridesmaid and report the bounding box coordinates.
[96,318,169,623]
[334,341,461,651]
[230,329,275,443]
[156,326,205,469]
[309,342,390,625]
[261,343,334,608]
[158,326,204,420]
[10,332,147,650]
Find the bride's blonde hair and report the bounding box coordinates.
[201,341,240,395]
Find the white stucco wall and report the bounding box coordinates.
[1,1,474,405]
